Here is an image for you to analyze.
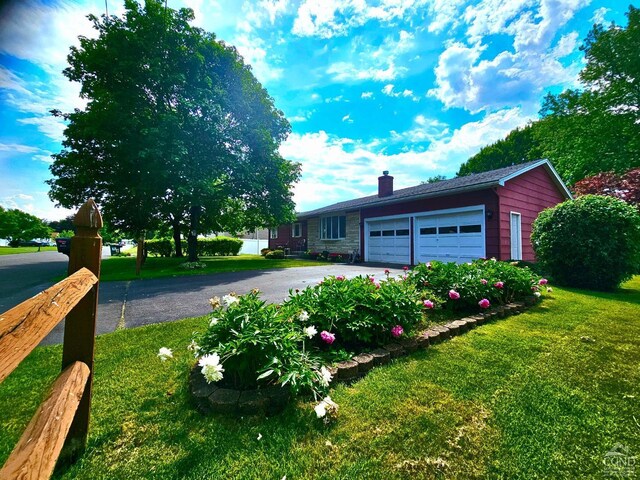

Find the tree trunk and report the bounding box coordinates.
[135,236,145,276]
[172,221,183,257]
[187,205,201,263]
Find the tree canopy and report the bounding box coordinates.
[48,0,299,257]
[0,207,52,246]
[457,6,640,184]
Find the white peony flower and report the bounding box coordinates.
[157,347,173,362]
[534,291,542,297]
[209,316,219,327]
[299,310,310,322]
[221,294,239,308]
[314,396,338,418]
[257,433,262,441]
[314,402,327,418]
[303,325,317,339]
[199,353,224,383]
[319,366,332,387]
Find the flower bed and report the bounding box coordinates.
[174,259,548,420]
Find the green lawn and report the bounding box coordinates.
[0,246,57,255]
[1,279,639,479]
[99,254,324,281]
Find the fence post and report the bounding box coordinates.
[60,199,102,461]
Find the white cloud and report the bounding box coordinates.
[0,143,43,154]
[232,33,284,84]
[327,60,404,82]
[381,84,418,100]
[280,107,533,212]
[341,114,353,123]
[0,191,74,221]
[591,7,610,25]
[361,91,373,99]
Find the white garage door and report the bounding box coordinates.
[415,210,484,264]
[367,218,411,264]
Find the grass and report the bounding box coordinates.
[99,254,324,282]
[1,279,639,479]
[0,246,57,255]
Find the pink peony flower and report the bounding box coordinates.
[481,278,488,285]
[426,262,432,269]
[538,278,548,285]
[531,285,539,291]
[336,275,345,281]
[384,269,390,275]
[423,299,435,309]
[403,266,409,271]
[320,331,336,345]
[478,298,490,309]
[494,281,504,289]
[374,280,381,289]
[449,290,460,300]
[391,325,404,338]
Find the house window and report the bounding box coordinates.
[292,223,302,238]
[320,215,346,240]
[269,228,278,239]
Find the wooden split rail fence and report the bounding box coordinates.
[0,199,103,479]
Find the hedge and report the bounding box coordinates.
[145,237,243,257]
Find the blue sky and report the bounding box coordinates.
[0,0,628,220]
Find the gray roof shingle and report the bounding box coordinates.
[298,159,549,218]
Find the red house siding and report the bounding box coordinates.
[268,221,308,252]
[360,190,501,261]
[497,166,566,261]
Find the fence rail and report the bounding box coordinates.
[0,199,102,479]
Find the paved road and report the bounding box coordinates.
[0,253,403,345]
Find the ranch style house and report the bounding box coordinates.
[268,159,571,265]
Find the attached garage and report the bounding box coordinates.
[414,208,485,264]
[366,218,411,264]
[283,160,571,265]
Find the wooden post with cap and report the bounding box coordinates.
[60,198,102,461]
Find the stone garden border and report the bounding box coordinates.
[190,299,537,415]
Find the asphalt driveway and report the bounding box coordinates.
[0,260,403,345]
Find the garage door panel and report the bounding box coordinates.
[367,218,411,264]
[415,209,484,264]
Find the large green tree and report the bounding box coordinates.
[457,124,543,177]
[48,0,299,260]
[536,6,640,183]
[0,207,52,246]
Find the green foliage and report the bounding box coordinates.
[47,215,74,233]
[532,195,640,290]
[58,229,75,238]
[265,249,285,259]
[535,7,640,183]
[407,260,541,311]
[0,207,52,245]
[457,124,543,177]
[146,238,173,257]
[197,291,328,397]
[260,248,271,256]
[283,275,423,347]
[197,237,243,256]
[48,0,299,241]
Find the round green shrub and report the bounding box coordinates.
[531,195,640,290]
[265,249,285,259]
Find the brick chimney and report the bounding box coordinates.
[378,170,394,197]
